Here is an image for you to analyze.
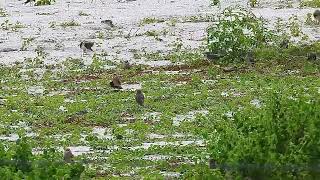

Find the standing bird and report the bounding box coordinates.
[280,39,289,49]
[123,60,131,69]
[79,41,94,54]
[307,52,317,61]
[247,51,255,65]
[135,89,144,106]
[64,148,74,163]
[313,10,320,22]
[101,20,115,28]
[110,75,122,89]
[208,158,217,169]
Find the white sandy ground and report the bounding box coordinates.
[0,0,319,66]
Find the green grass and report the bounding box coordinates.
[60,20,80,28]
[0,40,319,178]
[300,0,320,7]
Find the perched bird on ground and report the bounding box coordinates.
[307,52,317,61]
[101,20,115,28]
[247,51,255,65]
[64,148,74,163]
[24,0,35,4]
[280,39,289,49]
[313,10,320,22]
[110,75,122,89]
[208,158,217,169]
[135,89,144,106]
[79,41,94,53]
[123,60,131,69]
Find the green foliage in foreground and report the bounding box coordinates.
[206,93,320,179]
[0,138,84,179]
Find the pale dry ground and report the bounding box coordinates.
[0,0,319,66]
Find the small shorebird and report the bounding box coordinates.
[64,148,74,163]
[80,41,94,54]
[208,158,217,169]
[135,89,144,106]
[280,39,289,49]
[247,51,255,65]
[307,52,317,61]
[101,19,115,28]
[313,10,320,22]
[123,60,131,69]
[110,75,122,89]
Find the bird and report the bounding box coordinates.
[313,10,320,22]
[79,41,94,54]
[123,60,131,69]
[24,0,35,5]
[101,20,115,28]
[110,75,122,89]
[135,89,144,106]
[307,52,317,61]
[64,148,74,163]
[280,39,289,49]
[208,158,217,169]
[247,51,255,65]
[101,19,115,29]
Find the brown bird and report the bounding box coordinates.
[110,75,122,89]
[313,10,320,22]
[135,89,144,106]
[208,158,217,169]
[80,41,94,54]
[123,60,131,69]
[247,51,255,65]
[64,148,74,163]
[101,20,115,28]
[280,39,289,49]
[307,52,317,61]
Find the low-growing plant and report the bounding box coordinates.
[208,93,320,179]
[289,15,302,37]
[0,138,85,179]
[0,8,8,17]
[207,7,274,62]
[35,0,55,6]
[211,0,220,6]
[249,0,258,7]
[300,0,320,7]
[305,13,319,26]
[1,20,25,31]
[79,11,90,16]
[139,17,165,26]
[60,20,80,28]
[21,37,35,51]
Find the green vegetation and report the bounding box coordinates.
[0,138,84,179]
[35,0,55,6]
[207,8,273,62]
[79,11,90,16]
[300,0,320,7]
[1,20,25,31]
[0,8,8,17]
[207,93,320,179]
[139,17,165,26]
[1,1,319,179]
[0,38,319,178]
[60,20,80,28]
